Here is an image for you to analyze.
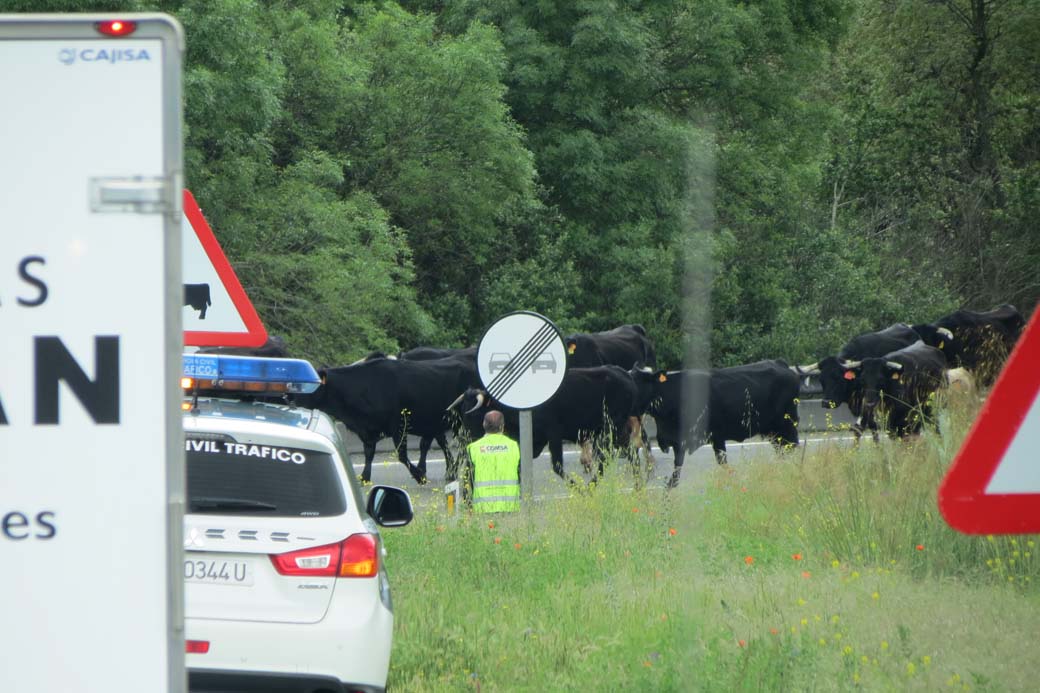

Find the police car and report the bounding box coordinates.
[181,353,412,693]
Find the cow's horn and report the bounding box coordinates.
[937,327,953,340]
[464,392,486,415]
[886,361,904,371]
[840,359,861,369]
[796,363,820,375]
[446,392,467,411]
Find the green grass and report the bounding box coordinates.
[383,395,1040,691]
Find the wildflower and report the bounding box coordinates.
[797,598,807,606]
[916,544,924,551]
[850,571,860,579]
[738,639,747,648]
[741,487,747,493]
[922,655,931,667]
[487,521,495,530]
[987,535,995,542]
[861,656,869,665]
[790,626,798,634]
[906,662,916,676]
[831,559,840,568]
[872,592,880,600]
[801,571,811,579]
[632,507,639,513]
[642,661,652,668]
[843,645,854,656]
[853,672,861,683]
[669,528,677,536]
[494,537,502,545]
[745,555,754,565]
[769,628,779,635]
[792,553,803,560]
[831,615,840,624]
[818,638,827,646]
[514,543,522,550]
[801,618,808,626]
[880,641,889,650]
[834,633,843,641]
[661,614,668,622]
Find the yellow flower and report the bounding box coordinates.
[818,638,827,646]
[851,571,860,579]
[843,645,853,655]
[797,598,807,606]
[831,559,840,568]
[907,662,916,676]
[881,641,889,650]
[831,615,840,624]
[834,633,843,641]
[861,655,870,664]
[872,591,880,600]
[922,655,932,667]
[987,535,995,542]
[791,626,798,634]
[853,672,860,683]
[814,614,821,622]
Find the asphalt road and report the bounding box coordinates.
[353,432,858,506]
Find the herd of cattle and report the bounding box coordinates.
[201,304,1026,488]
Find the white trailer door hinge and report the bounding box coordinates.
[90,176,178,213]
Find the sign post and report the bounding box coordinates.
[0,15,184,692]
[476,312,567,497]
[939,308,1040,534]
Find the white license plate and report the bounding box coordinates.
[184,558,254,586]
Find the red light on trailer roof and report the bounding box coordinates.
[185,640,210,654]
[95,20,138,37]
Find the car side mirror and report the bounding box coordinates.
[366,485,414,527]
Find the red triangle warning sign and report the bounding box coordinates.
[939,308,1040,534]
[182,189,268,348]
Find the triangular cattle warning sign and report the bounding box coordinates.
[182,189,268,347]
[939,307,1040,534]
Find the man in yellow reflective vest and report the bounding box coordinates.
[467,410,521,513]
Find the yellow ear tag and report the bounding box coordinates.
[658,373,668,383]
[891,372,901,380]
[939,341,944,349]
[567,344,576,354]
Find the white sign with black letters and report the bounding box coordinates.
[0,15,184,693]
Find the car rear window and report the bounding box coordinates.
[186,438,346,517]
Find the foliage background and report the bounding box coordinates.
[7,0,1037,367]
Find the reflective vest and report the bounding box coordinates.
[467,433,521,513]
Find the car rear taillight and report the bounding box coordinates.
[185,640,210,654]
[270,534,378,578]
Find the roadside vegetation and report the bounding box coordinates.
[384,396,1040,691]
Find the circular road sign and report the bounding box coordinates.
[476,311,567,409]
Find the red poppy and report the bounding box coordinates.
[745,556,754,565]
[792,553,803,560]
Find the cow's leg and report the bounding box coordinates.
[360,439,377,484]
[712,441,728,465]
[666,444,687,489]
[392,432,426,484]
[416,435,434,482]
[549,438,565,479]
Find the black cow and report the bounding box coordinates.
[297,355,481,484]
[796,323,947,428]
[197,335,290,358]
[399,345,477,361]
[639,360,800,487]
[914,304,1024,385]
[564,324,657,369]
[183,283,212,319]
[842,341,947,438]
[454,365,641,480]
[398,345,478,472]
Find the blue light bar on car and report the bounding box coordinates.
[182,354,321,394]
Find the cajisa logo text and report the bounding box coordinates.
[58,47,151,65]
